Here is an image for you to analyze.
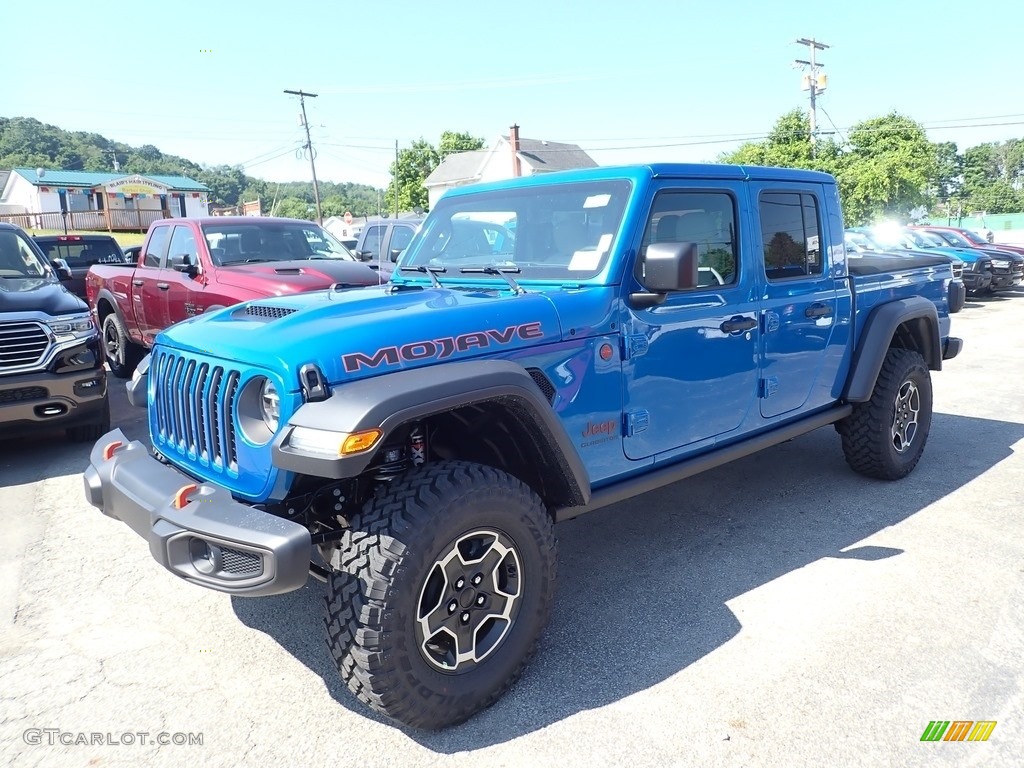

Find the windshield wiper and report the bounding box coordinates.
[399,264,447,289]
[459,265,525,294]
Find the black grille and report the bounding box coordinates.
[0,386,48,404]
[221,547,261,575]
[152,350,240,472]
[245,305,297,319]
[0,322,50,369]
[527,368,556,403]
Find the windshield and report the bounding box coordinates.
[960,229,988,245]
[844,231,880,252]
[898,230,935,248]
[0,229,52,278]
[932,229,971,248]
[913,230,948,247]
[401,179,632,280]
[202,221,356,265]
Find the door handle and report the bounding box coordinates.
[157,282,170,290]
[720,316,757,333]
[805,303,833,319]
[132,279,144,287]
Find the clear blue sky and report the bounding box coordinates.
[5,0,1022,189]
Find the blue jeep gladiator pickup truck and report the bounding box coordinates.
[84,164,961,729]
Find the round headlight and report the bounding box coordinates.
[260,379,280,432]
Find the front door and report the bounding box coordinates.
[622,184,761,460]
[161,224,205,327]
[748,185,839,418]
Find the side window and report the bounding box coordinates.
[759,192,823,280]
[360,225,386,258]
[389,225,415,255]
[143,227,169,268]
[167,226,198,264]
[638,191,738,289]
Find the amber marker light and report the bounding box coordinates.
[340,429,383,455]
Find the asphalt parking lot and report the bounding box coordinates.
[2,289,1023,768]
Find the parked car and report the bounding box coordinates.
[913,226,1024,293]
[86,163,961,730]
[86,216,385,377]
[33,233,127,301]
[352,216,424,271]
[845,227,967,310]
[0,223,108,441]
[122,245,142,262]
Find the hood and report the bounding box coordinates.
[160,284,569,387]
[214,259,385,295]
[0,276,89,316]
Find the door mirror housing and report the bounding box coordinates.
[355,250,373,262]
[169,253,199,276]
[50,258,73,281]
[390,249,404,262]
[641,242,700,292]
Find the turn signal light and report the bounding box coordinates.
[340,429,382,455]
[102,440,123,460]
[173,483,199,510]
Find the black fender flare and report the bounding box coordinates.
[92,287,141,342]
[843,296,941,403]
[271,360,591,506]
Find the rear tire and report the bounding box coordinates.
[838,348,932,480]
[323,460,556,729]
[102,313,141,379]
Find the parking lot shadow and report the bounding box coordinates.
[231,411,1023,750]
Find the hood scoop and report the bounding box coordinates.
[274,267,303,275]
[239,304,299,320]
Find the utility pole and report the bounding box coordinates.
[394,140,400,220]
[110,150,120,172]
[284,89,322,224]
[794,38,829,155]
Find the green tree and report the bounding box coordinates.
[383,130,486,214]
[384,138,439,213]
[720,109,839,171]
[275,197,315,220]
[833,113,936,225]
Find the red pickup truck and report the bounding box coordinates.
[86,216,384,377]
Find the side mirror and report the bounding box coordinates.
[355,250,373,262]
[390,249,404,262]
[169,253,199,276]
[630,242,699,308]
[51,258,73,282]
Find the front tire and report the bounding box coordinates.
[324,460,556,730]
[66,398,111,443]
[838,348,932,480]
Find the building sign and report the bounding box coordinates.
[105,175,169,196]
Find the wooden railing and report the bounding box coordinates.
[0,209,168,233]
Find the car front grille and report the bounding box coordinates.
[151,349,240,475]
[0,322,51,370]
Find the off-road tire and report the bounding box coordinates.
[102,313,141,379]
[324,460,556,730]
[838,348,932,480]
[66,398,111,442]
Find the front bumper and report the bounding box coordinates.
[0,368,106,435]
[83,429,311,596]
[943,336,963,361]
[962,271,991,292]
[989,270,1023,290]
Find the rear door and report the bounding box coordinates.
[747,184,840,418]
[131,226,170,345]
